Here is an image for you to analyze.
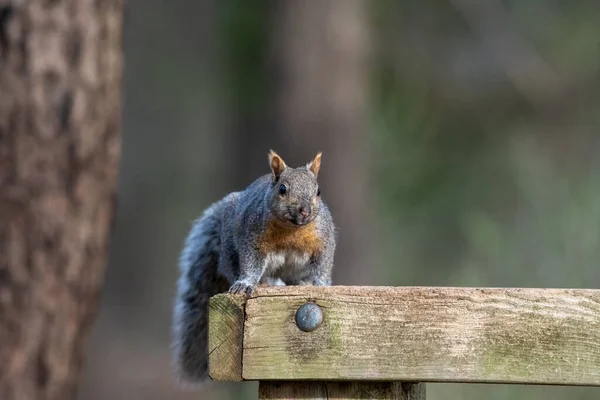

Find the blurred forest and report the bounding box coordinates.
[78,1,600,399]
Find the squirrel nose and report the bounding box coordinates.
[299,205,311,218]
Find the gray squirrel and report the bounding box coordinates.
[172,150,337,384]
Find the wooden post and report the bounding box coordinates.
[208,286,600,398]
[258,381,425,400]
[208,294,246,381]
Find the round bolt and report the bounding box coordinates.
[295,302,323,332]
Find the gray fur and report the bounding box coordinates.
[172,152,336,385]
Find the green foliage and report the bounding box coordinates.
[370,2,600,398]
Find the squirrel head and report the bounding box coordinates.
[267,150,322,227]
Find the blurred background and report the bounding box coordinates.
[78,1,600,399]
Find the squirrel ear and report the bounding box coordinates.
[268,149,287,181]
[307,152,322,177]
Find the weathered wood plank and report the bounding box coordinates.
[208,294,246,381]
[242,286,600,386]
[258,381,426,399]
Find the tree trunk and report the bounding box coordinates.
[270,0,375,285]
[0,1,123,399]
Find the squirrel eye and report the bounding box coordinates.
[317,187,321,196]
[278,184,287,195]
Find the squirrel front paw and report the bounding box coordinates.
[228,281,256,295]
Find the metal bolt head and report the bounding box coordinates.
[295,302,323,332]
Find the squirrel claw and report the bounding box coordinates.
[228,281,255,296]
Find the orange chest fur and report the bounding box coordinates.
[257,220,323,256]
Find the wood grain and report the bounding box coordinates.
[208,294,246,381]
[258,381,425,400]
[241,286,600,386]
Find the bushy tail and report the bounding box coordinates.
[172,201,229,385]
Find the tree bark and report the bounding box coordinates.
[270,0,375,285]
[0,1,123,399]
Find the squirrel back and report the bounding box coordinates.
[172,150,336,385]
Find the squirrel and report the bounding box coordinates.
[171,150,337,385]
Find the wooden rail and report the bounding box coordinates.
[208,286,600,399]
